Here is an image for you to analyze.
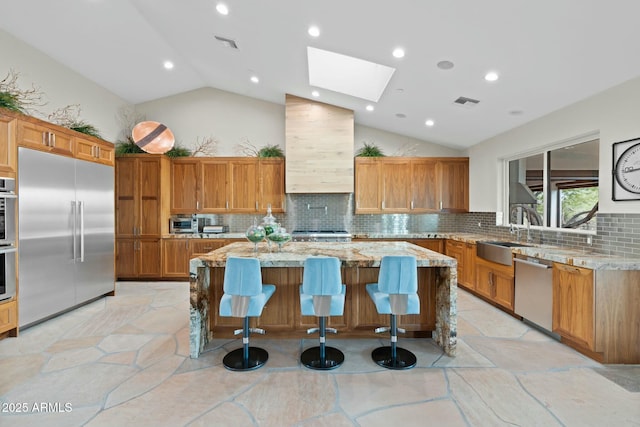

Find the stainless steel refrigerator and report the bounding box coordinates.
[18,147,114,327]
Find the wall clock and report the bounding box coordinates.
[612,137,640,201]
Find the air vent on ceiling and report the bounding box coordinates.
[454,96,480,107]
[214,35,238,49]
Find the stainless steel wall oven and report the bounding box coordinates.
[0,177,17,301]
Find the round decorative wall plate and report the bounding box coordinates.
[612,137,640,200]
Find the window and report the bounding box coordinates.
[505,137,599,232]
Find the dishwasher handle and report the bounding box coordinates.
[514,258,551,269]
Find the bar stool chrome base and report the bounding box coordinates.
[371,346,417,370]
[223,347,269,371]
[301,346,344,370]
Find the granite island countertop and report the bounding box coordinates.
[192,241,457,268]
[170,231,639,270]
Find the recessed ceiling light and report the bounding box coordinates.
[392,47,405,59]
[250,76,259,84]
[366,105,374,112]
[216,3,229,15]
[307,47,395,102]
[437,60,454,70]
[425,119,435,127]
[311,90,320,97]
[163,61,174,70]
[308,26,320,37]
[485,71,499,82]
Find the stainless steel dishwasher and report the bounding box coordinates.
[514,254,558,337]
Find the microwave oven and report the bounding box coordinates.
[169,216,198,233]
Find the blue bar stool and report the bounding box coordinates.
[366,255,420,370]
[219,257,276,371]
[299,256,346,370]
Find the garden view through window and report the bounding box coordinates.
[507,138,599,232]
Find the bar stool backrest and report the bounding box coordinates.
[224,257,262,296]
[378,256,418,295]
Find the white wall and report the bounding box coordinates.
[468,75,640,215]
[0,30,130,142]
[136,87,464,157]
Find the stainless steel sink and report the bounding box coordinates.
[476,241,531,265]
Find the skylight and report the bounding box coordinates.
[307,47,395,102]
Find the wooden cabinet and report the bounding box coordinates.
[116,238,162,279]
[17,119,74,157]
[354,157,469,214]
[229,158,258,212]
[354,158,381,213]
[381,159,411,212]
[0,300,18,336]
[75,135,114,166]
[407,238,444,253]
[552,263,594,350]
[116,155,170,238]
[550,264,640,364]
[171,159,200,212]
[475,257,514,311]
[162,238,229,279]
[162,239,191,278]
[438,158,469,212]
[445,240,476,289]
[0,112,17,178]
[171,157,284,214]
[411,159,438,210]
[115,155,170,279]
[259,158,285,212]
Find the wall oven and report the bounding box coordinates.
[0,177,17,301]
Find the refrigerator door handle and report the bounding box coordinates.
[79,200,85,262]
[72,200,77,262]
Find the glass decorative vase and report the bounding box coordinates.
[267,226,291,252]
[245,219,266,253]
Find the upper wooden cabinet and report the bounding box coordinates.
[4,109,115,166]
[116,155,170,238]
[75,135,115,166]
[438,158,469,212]
[171,157,284,214]
[354,157,469,214]
[17,119,74,158]
[354,158,381,213]
[0,112,17,178]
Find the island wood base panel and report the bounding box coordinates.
[209,267,437,338]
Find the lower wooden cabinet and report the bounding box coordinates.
[445,240,476,289]
[552,263,594,351]
[474,257,514,311]
[116,238,162,279]
[0,300,18,336]
[162,239,227,278]
[407,238,444,253]
[551,263,640,363]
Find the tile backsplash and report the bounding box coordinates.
[193,194,640,258]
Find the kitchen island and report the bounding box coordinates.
[189,241,457,358]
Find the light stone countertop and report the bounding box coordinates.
[192,241,457,268]
[169,231,639,271]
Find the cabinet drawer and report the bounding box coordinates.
[0,300,18,334]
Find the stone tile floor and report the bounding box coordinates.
[0,282,638,426]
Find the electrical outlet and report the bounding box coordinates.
[586,235,593,246]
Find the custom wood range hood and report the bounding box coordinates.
[285,94,354,193]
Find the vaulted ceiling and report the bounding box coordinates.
[3,0,640,149]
